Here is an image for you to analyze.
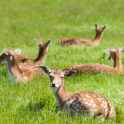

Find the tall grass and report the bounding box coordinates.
[0,0,124,123]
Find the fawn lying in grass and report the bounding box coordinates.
[40,66,116,120]
[64,48,124,74]
[0,49,43,83]
[59,24,106,46]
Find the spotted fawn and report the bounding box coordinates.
[40,66,116,120]
[59,24,106,46]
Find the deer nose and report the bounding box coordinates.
[51,83,55,87]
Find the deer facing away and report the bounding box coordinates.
[18,39,51,65]
[64,48,124,74]
[40,66,116,120]
[0,49,44,83]
[18,39,50,71]
[59,24,106,46]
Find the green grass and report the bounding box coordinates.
[0,0,124,123]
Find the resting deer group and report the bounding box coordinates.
[0,39,51,82]
[40,66,116,120]
[59,24,106,46]
[0,49,44,83]
[64,48,124,74]
[0,24,121,121]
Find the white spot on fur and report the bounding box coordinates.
[85,101,88,104]
[93,104,97,107]
[23,76,27,80]
[101,102,107,108]
[85,94,89,98]
[88,103,91,106]
[91,99,93,103]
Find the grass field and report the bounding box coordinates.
[0,0,124,123]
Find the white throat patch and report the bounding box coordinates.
[52,86,58,94]
[52,87,60,105]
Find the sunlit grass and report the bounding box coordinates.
[0,0,124,123]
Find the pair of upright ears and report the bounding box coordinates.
[40,66,77,77]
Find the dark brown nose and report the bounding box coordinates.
[51,83,55,87]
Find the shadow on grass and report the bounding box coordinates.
[115,108,124,124]
[54,107,123,124]
[28,101,45,112]
[17,100,45,116]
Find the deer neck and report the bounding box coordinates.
[7,57,23,81]
[34,48,47,65]
[114,50,123,72]
[52,82,73,106]
[92,31,103,45]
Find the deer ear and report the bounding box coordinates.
[15,49,21,55]
[108,56,114,62]
[46,39,51,47]
[95,24,97,28]
[3,49,13,55]
[34,39,41,45]
[120,48,124,53]
[104,49,113,54]
[40,66,52,74]
[3,50,10,55]
[102,26,106,31]
[3,48,7,54]
[64,69,77,77]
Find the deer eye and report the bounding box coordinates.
[49,75,54,80]
[60,76,64,79]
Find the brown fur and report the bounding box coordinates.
[40,66,116,119]
[59,24,106,46]
[0,49,44,83]
[64,48,124,74]
[17,39,50,65]
[17,40,50,71]
[34,39,50,65]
